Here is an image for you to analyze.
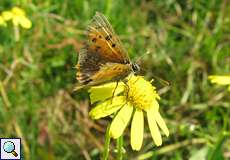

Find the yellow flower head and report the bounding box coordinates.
[89,75,169,151]
[2,7,32,29]
[125,76,160,110]
[0,15,6,26]
[208,75,230,91]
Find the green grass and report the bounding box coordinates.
[0,0,229,159]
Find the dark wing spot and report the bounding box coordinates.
[112,43,116,47]
[92,38,97,43]
[105,35,110,41]
[113,66,122,71]
[99,35,102,38]
[105,35,112,41]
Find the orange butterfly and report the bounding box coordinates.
[75,12,140,90]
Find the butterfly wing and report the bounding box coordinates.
[87,12,130,64]
[76,12,132,90]
[76,45,103,85]
[76,45,131,90]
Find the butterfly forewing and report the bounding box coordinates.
[87,12,130,64]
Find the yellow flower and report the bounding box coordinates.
[0,15,6,26]
[1,11,13,21]
[2,7,32,29]
[209,75,230,91]
[89,75,169,151]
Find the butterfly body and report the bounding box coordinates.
[75,12,139,90]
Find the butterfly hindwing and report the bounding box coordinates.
[76,45,104,84]
[76,46,131,87]
[91,63,131,82]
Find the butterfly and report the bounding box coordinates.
[75,12,140,90]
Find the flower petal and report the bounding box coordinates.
[153,111,169,137]
[89,96,125,119]
[0,16,6,26]
[2,11,13,21]
[147,107,162,146]
[89,82,124,104]
[12,7,25,16]
[19,16,32,29]
[109,103,133,139]
[208,75,230,85]
[131,109,144,151]
[151,99,159,111]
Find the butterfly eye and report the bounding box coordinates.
[132,63,140,73]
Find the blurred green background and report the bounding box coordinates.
[0,0,229,159]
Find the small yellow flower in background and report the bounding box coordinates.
[89,75,169,151]
[1,11,12,21]
[2,7,32,29]
[0,15,6,26]
[209,75,230,91]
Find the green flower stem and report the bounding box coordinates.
[116,135,123,160]
[102,123,111,160]
[14,25,20,42]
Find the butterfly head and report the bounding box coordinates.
[131,63,140,74]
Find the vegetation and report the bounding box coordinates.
[0,0,229,159]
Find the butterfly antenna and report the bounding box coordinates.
[151,75,170,86]
[134,50,151,64]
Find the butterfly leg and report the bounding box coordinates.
[110,81,119,104]
[122,80,130,98]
